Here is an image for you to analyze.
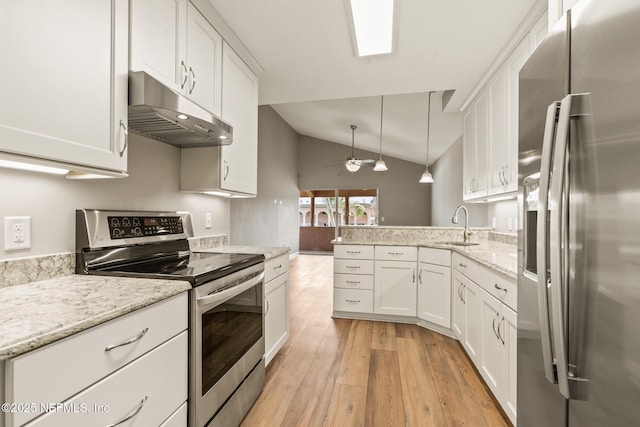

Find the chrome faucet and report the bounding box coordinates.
[452,205,472,243]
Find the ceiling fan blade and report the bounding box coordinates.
[361,159,376,164]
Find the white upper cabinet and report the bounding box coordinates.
[0,0,129,174]
[463,94,488,200]
[487,67,510,196]
[220,42,259,195]
[130,0,222,116]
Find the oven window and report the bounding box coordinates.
[201,284,263,396]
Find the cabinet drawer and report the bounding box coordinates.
[25,332,188,427]
[334,259,374,275]
[265,253,289,283]
[7,293,187,426]
[334,274,374,290]
[160,402,187,427]
[477,265,517,311]
[334,245,374,259]
[375,245,417,261]
[452,253,480,280]
[333,289,374,313]
[419,247,451,266]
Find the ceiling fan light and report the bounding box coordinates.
[345,159,362,172]
[419,169,434,183]
[373,158,388,171]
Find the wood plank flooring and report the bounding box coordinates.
[240,254,510,427]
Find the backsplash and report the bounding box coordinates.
[0,253,75,289]
[489,231,518,245]
[0,234,231,289]
[339,226,492,245]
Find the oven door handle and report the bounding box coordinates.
[197,271,265,309]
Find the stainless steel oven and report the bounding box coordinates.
[76,209,265,427]
[191,263,264,427]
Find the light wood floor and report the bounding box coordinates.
[241,254,510,427]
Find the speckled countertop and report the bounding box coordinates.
[0,275,190,360]
[334,230,517,279]
[195,245,291,260]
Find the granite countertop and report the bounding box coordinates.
[0,275,190,360]
[333,238,517,279]
[195,245,291,260]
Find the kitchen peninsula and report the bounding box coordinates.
[332,225,518,424]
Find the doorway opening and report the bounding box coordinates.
[299,189,378,253]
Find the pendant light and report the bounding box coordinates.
[373,95,389,172]
[419,91,435,183]
[345,125,362,172]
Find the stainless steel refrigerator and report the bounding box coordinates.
[517,0,640,425]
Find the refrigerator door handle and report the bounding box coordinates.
[549,94,575,399]
[537,101,561,385]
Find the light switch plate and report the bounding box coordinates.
[205,213,212,229]
[4,216,31,250]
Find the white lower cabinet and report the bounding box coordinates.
[462,278,482,365]
[25,333,188,427]
[5,293,188,427]
[264,254,290,366]
[333,245,374,314]
[160,403,188,427]
[417,248,451,328]
[374,260,417,316]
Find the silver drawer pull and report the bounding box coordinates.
[459,263,467,268]
[346,250,361,254]
[104,328,149,352]
[106,396,148,427]
[345,280,361,284]
[494,283,508,293]
[273,264,282,270]
[389,252,405,256]
[345,299,361,303]
[345,265,360,269]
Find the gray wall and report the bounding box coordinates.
[231,106,300,252]
[430,137,488,227]
[0,133,229,260]
[298,135,431,226]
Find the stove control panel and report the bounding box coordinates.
[107,216,184,239]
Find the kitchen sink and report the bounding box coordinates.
[435,241,480,246]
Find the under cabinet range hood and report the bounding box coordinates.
[128,71,232,148]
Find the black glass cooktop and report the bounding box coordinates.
[96,251,264,286]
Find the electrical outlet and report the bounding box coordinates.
[205,213,212,229]
[4,216,31,250]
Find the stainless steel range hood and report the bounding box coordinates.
[128,71,232,148]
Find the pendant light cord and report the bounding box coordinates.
[425,91,432,166]
[351,124,356,157]
[378,96,384,158]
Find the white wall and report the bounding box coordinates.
[230,106,300,252]
[487,200,519,233]
[0,133,230,260]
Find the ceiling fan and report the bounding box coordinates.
[326,124,375,172]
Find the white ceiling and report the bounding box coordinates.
[209,0,542,166]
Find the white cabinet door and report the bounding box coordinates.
[0,0,128,173]
[463,93,488,200]
[220,42,258,195]
[130,0,186,93]
[265,272,289,366]
[462,108,476,197]
[452,270,466,339]
[417,262,451,328]
[374,261,417,316]
[500,305,517,424]
[185,2,222,116]
[480,287,503,396]
[463,278,482,364]
[488,67,510,196]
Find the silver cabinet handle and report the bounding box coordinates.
[498,168,505,186]
[492,312,500,340]
[345,299,360,303]
[494,283,507,293]
[503,165,509,185]
[180,61,188,88]
[265,297,270,315]
[412,268,416,283]
[537,101,560,385]
[188,67,196,94]
[273,264,282,270]
[497,316,505,345]
[459,283,466,304]
[388,252,405,256]
[346,250,361,254]
[345,280,361,285]
[104,328,149,352]
[106,396,148,427]
[223,160,229,180]
[118,120,128,157]
[345,265,360,269]
[418,269,423,285]
[459,263,467,268]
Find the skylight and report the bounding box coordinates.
[347,0,395,57]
